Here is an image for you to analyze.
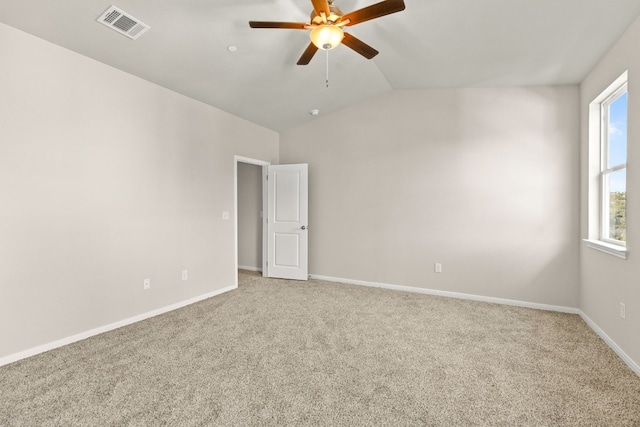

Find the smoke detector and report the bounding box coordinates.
[97,6,150,40]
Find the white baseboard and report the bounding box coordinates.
[579,311,640,376]
[4,274,639,378]
[310,273,640,377]
[0,284,237,367]
[309,274,580,314]
[238,265,262,272]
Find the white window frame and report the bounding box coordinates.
[585,71,628,259]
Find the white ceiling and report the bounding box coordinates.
[1,0,639,132]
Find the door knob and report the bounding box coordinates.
[301,226,308,230]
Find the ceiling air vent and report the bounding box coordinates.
[97,6,150,40]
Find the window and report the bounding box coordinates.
[586,71,628,258]
[601,86,627,244]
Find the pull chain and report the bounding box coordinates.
[324,45,330,88]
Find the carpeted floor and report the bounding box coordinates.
[1,270,640,426]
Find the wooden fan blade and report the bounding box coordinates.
[311,0,331,18]
[341,0,406,27]
[249,21,309,29]
[297,42,319,65]
[341,33,378,59]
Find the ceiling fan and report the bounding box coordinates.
[249,0,406,65]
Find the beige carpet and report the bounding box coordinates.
[1,270,640,426]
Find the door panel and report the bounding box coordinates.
[274,171,301,222]
[267,164,308,280]
[274,234,300,267]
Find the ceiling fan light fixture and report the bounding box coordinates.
[249,0,406,64]
[310,25,344,50]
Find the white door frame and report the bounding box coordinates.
[234,155,270,286]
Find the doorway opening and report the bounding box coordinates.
[234,156,269,287]
[234,156,309,285]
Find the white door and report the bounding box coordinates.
[266,164,308,280]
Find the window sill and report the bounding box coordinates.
[583,239,627,259]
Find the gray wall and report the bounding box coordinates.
[580,16,640,368]
[3,13,638,371]
[280,86,580,307]
[237,163,263,270]
[0,23,278,358]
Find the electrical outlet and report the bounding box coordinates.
[435,263,442,273]
[144,278,151,290]
[222,211,230,220]
[620,303,626,319]
[181,270,188,281]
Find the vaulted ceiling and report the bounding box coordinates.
[1,0,639,132]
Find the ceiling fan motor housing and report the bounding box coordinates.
[310,5,344,25]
